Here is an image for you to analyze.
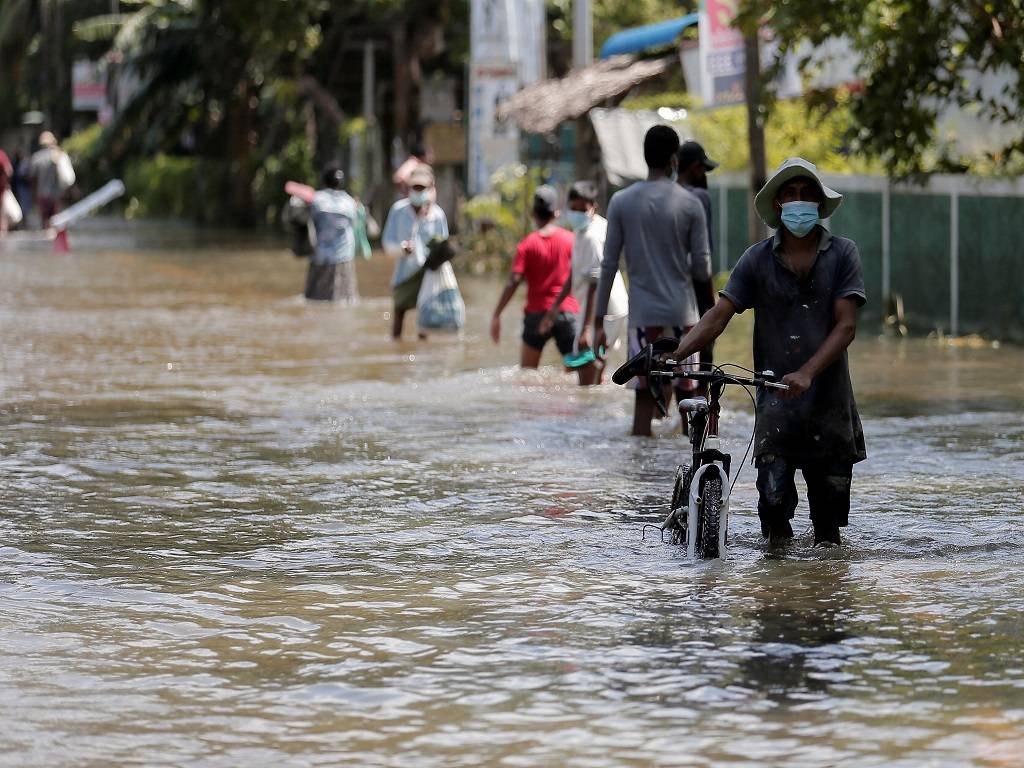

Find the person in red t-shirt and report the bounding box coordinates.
[490,186,579,368]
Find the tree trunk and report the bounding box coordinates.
[40,0,70,137]
[744,31,767,244]
[226,79,256,225]
[392,25,410,151]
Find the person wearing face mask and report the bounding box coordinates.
[382,165,449,339]
[594,125,711,436]
[665,157,866,547]
[540,181,628,385]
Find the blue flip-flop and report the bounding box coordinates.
[563,347,604,369]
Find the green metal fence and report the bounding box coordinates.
[708,173,1024,342]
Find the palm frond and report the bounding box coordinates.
[72,14,127,43]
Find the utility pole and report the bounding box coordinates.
[573,0,593,179]
[572,0,593,67]
[361,41,377,201]
[743,30,767,244]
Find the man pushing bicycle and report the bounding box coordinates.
[666,158,866,546]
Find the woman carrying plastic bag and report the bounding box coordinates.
[416,237,465,333]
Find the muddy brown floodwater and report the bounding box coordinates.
[1,225,1023,767]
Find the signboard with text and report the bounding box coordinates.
[698,0,801,108]
[698,0,745,106]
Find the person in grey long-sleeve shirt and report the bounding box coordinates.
[594,125,712,435]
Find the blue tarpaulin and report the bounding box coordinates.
[599,14,699,59]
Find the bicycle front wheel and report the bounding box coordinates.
[696,474,723,559]
[669,464,691,546]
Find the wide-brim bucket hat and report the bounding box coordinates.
[754,157,842,228]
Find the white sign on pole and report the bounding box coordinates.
[72,59,107,112]
[698,0,746,107]
[468,0,545,195]
[468,62,521,195]
[698,0,801,107]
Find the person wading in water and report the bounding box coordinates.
[665,157,867,546]
[490,185,579,369]
[382,165,449,340]
[305,167,359,303]
[594,125,711,436]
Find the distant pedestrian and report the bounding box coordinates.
[0,150,16,236]
[29,132,74,229]
[491,185,578,369]
[11,151,31,223]
[677,139,720,379]
[541,181,628,385]
[594,125,711,436]
[392,142,431,197]
[305,167,359,302]
[382,165,449,339]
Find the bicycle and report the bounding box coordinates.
[612,338,789,559]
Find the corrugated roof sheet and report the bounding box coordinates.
[495,55,672,135]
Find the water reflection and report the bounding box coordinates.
[742,563,855,700]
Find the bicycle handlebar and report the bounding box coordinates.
[610,339,790,391]
[651,364,790,391]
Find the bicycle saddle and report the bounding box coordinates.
[678,397,709,414]
[611,337,679,385]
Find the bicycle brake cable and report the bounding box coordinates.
[709,363,759,497]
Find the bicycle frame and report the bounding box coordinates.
[663,376,733,558]
[651,366,788,559]
[613,339,788,559]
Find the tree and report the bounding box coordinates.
[752,0,1024,175]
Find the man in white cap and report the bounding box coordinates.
[382,164,449,339]
[666,158,866,546]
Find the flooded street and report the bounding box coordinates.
[2,231,1023,767]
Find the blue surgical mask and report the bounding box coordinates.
[779,201,819,237]
[566,210,591,231]
[409,189,429,207]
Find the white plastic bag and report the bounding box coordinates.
[56,151,76,190]
[2,189,22,225]
[416,261,465,332]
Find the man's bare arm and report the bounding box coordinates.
[671,298,736,361]
[490,273,524,343]
[539,273,573,334]
[781,296,859,397]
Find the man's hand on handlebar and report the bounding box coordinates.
[780,370,812,397]
[657,342,689,367]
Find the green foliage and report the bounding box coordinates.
[461,163,549,274]
[748,0,1024,175]
[123,154,205,220]
[62,123,108,195]
[623,89,882,174]
[251,134,316,226]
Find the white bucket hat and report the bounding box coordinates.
[754,157,842,228]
